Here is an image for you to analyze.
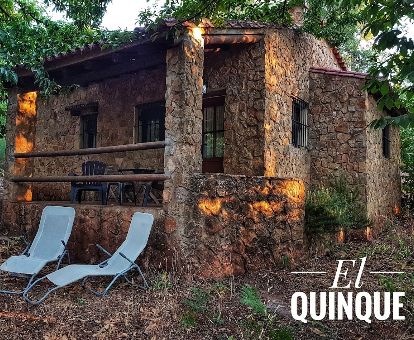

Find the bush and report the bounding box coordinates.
[401,127,414,210]
[305,177,370,234]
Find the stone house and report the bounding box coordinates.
[1,20,401,277]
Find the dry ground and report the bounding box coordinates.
[0,214,413,340]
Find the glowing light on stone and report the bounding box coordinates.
[337,228,345,243]
[15,135,33,153]
[283,180,305,203]
[191,27,204,43]
[198,198,223,216]
[17,187,32,202]
[365,226,373,241]
[393,205,400,215]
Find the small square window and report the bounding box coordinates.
[382,125,391,158]
[134,102,165,143]
[292,97,309,148]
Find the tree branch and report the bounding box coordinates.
[0,4,12,20]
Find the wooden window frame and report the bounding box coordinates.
[202,90,225,173]
[134,101,165,144]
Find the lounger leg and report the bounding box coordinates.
[23,276,60,305]
[121,265,149,290]
[83,273,123,297]
[0,272,37,295]
[135,265,149,290]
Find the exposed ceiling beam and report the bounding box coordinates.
[55,53,166,86]
[203,33,262,46]
[16,41,167,77]
[18,52,166,91]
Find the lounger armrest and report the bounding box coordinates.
[57,240,68,258]
[22,243,31,256]
[95,244,112,257]
[119,252,136,266]
[20,235,31,256]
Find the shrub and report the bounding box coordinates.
[401,127,414,210]
[305,177,370,234]
[180,287,210,329]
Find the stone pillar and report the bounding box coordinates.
[163,28,204,262]
[3,88,18,203]
[4,90,37,203]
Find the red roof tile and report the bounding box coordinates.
[18,19,347,75]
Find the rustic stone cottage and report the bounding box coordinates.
[1,19,401,277]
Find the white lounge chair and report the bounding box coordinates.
[0,206,75,295]
[23,212,153,305]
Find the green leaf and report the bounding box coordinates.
[380,84,389,96]
[240,285,267,317]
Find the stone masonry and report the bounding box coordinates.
[204,42,266,175]
[181,174,305,277]
[162,29,204,264]
[28,68,165,201]
[309,69,400,225]
[263,29,341,182]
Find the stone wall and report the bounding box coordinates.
[308,70,401,225]
[1,172,306,277]
[365,96,401,223]
[308,71,368,192]
[203,29,339,178]
[1,201,170,269]
[13,68,166,201]
[3,88,18,203]
[204,42,266,175]
[179,174,305,277]
[263,29,341,183]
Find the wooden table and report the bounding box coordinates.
[116,168,162,206]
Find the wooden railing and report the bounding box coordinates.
[14,141,166,158]
[12,140,168,183]
[11,174,169,183]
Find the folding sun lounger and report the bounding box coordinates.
[23,212,154,305]
[0,206,75,295]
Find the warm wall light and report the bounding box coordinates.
[191,27,204,43]
[14,91,37,203]
[283,180,305,203]
[337,228,345,244]
[365,226,373,241]
[17,92,37,117]
[17,187,32,202]
[198,198,223,216]
[15,135,33,153]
